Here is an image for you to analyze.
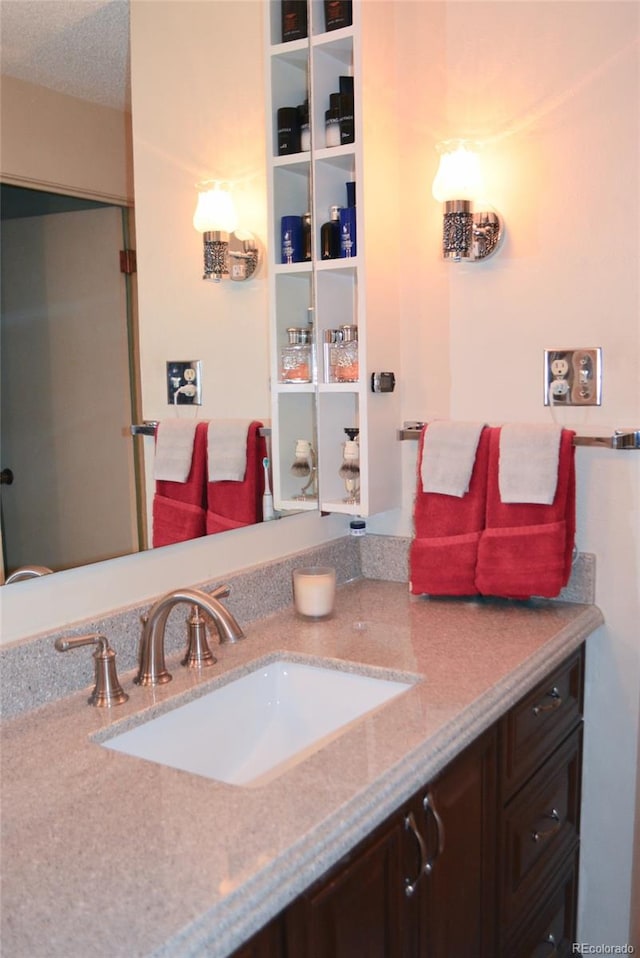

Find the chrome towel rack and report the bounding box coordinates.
[397,422,640,450]
[131,421,272,438]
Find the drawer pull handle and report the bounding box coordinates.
[532,808,561,842]
[423,791,445,874]
[404,811,427,897]
[532,686,562,716]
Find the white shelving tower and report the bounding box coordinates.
[266,0,402,519]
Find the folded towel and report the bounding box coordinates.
[153,419,199,483]
[499,423,562,504]
[208,419,252,482]
[152,421,208,547]
[421,420,486,497]
[475,426,576,599]
[409,424,490,595]
[207,421,266,532]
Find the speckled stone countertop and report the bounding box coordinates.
[0,580,603,958]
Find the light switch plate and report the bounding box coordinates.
[544,348,602,406]
[167,360,202,405]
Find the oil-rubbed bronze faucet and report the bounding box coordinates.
[135,586,245,687]
[54,633,129,707]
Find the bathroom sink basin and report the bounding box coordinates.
[102,657,413,787]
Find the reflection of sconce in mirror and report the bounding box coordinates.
[290,439,317,500]
[432,140,503,262]
[193,181,260,283]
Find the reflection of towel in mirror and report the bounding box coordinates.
[206,421,267,534]
[152,421,207,547]
[153,418,199,482]
[207,420,252,482]
[475,426,576,599]
[410,423,490,595]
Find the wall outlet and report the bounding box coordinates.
[167,360,202,405]
[544,348,602,406]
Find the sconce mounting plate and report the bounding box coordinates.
[442,200,503,262]
[228,231,260,282]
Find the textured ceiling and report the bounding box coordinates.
[0,0,130,111]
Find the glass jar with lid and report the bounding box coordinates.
[329,324,359,383]
[280,327,312,383]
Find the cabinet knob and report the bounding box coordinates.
[532,686,562,716]
[531,808,562,843]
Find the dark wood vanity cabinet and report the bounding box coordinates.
[232,646,585,958]
[497,647,584,957]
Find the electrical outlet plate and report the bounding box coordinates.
[543,348,602,406]
[167,360,202,405]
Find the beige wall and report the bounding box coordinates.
[129,0,272,526]
[375,1,640,947]
[0,74,133,203]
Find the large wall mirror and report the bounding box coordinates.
[0,0,287,584]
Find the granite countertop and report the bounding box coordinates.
[0,580,603,958]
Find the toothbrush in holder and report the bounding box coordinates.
[262,457,275,521]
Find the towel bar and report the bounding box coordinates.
[131,421,272,439]
[397,423,640,450]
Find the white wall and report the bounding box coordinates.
[369,1,640,947]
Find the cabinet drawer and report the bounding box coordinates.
[500,647,584,801]
[500,727,582,932]
[502,849,578,958]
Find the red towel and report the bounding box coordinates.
[206,421,267,534]
[152,421,208,547]
[475,426,576,599]
[409,425,490,595]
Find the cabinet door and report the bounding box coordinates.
[419,727,498,958]
[285,815,406,958]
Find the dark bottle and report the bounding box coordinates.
[324,0,352,32]
[320,205,342,260]
[277,107,301,155]
[302,212,312,261]
[282,0,308,42]
[338,94,354,144]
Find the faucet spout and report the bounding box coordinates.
[135,586,245,687]
[5,565,53,584]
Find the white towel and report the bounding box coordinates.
[208,419,251,482]
[421,421,485,497]
[153,419,198,483]
[498,423,562,504]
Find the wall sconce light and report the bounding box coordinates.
[432,140,503,262]
[192,181,260,283]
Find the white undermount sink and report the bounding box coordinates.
[102,657,414,788]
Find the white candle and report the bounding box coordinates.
[292,566,336,618]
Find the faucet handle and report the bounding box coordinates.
[55,633,129,707]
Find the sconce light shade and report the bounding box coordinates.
[432,140,483,203]
[193,183,238,234]
[193,181,259,283]
[432,140,503,262]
